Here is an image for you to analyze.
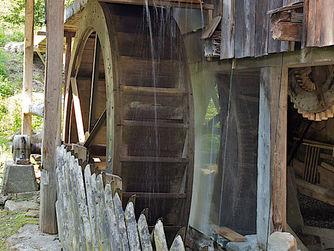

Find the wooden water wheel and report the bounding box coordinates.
[63,0,194,241]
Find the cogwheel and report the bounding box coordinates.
[289,65,334,121]
[294,67,316,92]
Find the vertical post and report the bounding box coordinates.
[271,66,288,232]
[257,66,288,249]
[40,0,64,234]
[22,0,34,136]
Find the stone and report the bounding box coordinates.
[268,232,298,251]
[29,102,44,118]
[5,200,38,211]
[25,210,40,218]
[5,223,61,251]
[226,235,259,251]
[0,194,9,206]
[2,162,38,194]
[4,42,24,53]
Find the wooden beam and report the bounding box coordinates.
[257,67,273,250]
[89,36,101,131]
[71,77,86,144]
[84,108,106,148]
[296,178,334,206]
[98,0,214,9]
[257,66,288,248]
[22,0,34,136]
[271,65,288,232]
[213,226,246,242]
[40,0,64,234]
[272,22,302,42]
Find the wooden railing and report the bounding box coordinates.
[55,145,185,250]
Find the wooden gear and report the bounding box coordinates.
[289,65,334,121]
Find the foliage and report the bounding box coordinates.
[0,28,24,47]
[0,49,10,78]
[0,77,15,98]
[1,0,45,28]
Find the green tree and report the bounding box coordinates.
[1,0,45,28]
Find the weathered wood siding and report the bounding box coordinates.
[220,0,293,59]
[306,0,334,47]
[55,145,185,250]
[219,0,334,59]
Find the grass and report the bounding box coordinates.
[0,209,39,250]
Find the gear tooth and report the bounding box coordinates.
[315,113,321,121]
[293,103,298,109]
[327,109,334,119]
[302,112,309,119]
[321,111,328,121]
[310,113,316,121]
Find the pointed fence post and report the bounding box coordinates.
[40,0,65,234]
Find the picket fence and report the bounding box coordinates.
[55,145,185,250]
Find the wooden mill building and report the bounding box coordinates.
[35,0,334,249]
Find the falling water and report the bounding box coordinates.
[144,0,159,158]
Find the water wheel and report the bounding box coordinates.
[63,0,194,241]
[289,65,334,121]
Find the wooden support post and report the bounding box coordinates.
[22,0,34,136]
[40,0,64,234]
[271,66,288,233]
[257,66,288,249]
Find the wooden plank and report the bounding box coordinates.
[234,0,256,58]
[22,0,34,136]
[255,0,269,57]
[271,66,288,232]
[321,162,334,173]
[154,220,168,251]
[257,67,273,250]
[213,226,246,242]
[318,165,334,190]
[113,193,130,250]
[120,156,189,163]
[84,108,106,147]
[121,86,186,96]
[105,184,121,250]
[272,22,302,42]
[84,165,98,249]
[122,192,187,199]
[96,174,110,250]
[40,0,64,234]
[71,77,86,143]
[99,0,214,9]
[319,0,334,47]
[89,36,101,131]
[122,120,187,128]
[124,201,141,250]
[268,2,304,14]
[138,214,153,251]
[220,0,235,59]
[268,0,284,53]
[201,16,222,40]
[170,235,185,251]
[296,178,334,206]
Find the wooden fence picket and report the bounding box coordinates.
[55,146,186,250]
